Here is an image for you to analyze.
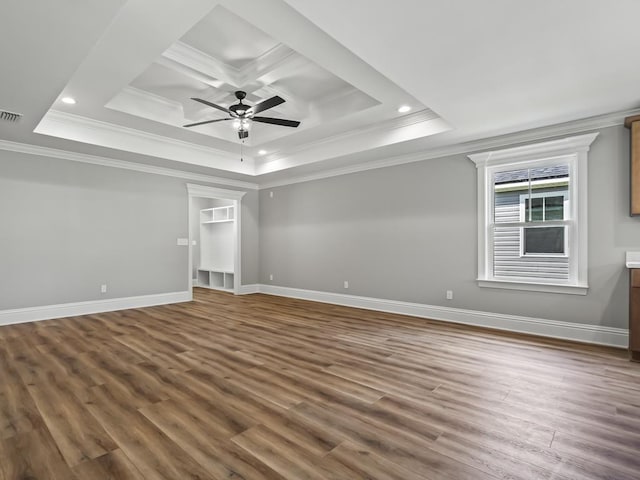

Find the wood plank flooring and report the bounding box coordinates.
[1,288,639,479]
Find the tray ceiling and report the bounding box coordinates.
[33,0,449,176]
[4,0,640,185]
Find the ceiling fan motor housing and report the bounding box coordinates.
[229,91,248,116]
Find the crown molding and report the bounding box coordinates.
[468,132,599,167]
[259,149,433,189]
[257,108,444,175]
[0,139,259,190]
[460,108,639,158]
[155,55,225,89]
[163,41,238,87]
[35,110,255,174]
[16,104,640,192]
[258,107,640,189]
[43,110,237,160]
[113,86,185,112]
[164,41,295,89]
[268,108,440,159]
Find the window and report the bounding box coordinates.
[520,189,569,256]
[469,133,598,295]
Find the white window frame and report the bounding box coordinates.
[518,190,569,258]
[468,132,598,295]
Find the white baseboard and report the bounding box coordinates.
[0,291,192,327]
[237,284,260,295]
[2,285,628,348]
[257,285,628,348]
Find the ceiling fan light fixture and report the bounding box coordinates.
[186,91,299,141]
[398,105,411,113]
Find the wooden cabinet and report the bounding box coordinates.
[629,269,640,361]
[624,115,640,215]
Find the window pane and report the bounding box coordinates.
[526,197,544,221]
[492,226,568,279]
[495,165,569,224]
[529,166,568,181]
[491,163,570,281]
[494,169,529,224]
[524,227,565,254]
[545,196,564,220]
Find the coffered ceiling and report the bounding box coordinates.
[2,0,640,186]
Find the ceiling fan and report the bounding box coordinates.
[183,90,300,139]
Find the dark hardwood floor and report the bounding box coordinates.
[1,288,639,479]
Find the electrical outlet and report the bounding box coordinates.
[101,284,107,294]
[269,274,273,281]
[344,280,349,289]
[446,290,453,300]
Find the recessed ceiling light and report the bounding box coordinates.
[398,105,411,113]
[61,97,76,105]
[258,150,267,155]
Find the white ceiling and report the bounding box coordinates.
[2,0,640,186]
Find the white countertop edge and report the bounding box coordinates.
[626,252,640,268]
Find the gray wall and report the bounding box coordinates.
[260,125,639,330]
[2,124,636,330]
[0,150,259,310]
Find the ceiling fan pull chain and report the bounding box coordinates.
[240,139,244,162]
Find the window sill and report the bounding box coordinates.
[477,278,588,295]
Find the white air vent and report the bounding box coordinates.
[0,110,22,122]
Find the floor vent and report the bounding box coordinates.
[0,110,22,122]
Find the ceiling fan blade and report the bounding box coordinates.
[248,96,285,115]
[191,97,230,114]
[183,118,232,128]
[252,116,300,128]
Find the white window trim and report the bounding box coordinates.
[468,132,598,295]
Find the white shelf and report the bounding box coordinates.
[198,204,235,293]
[200,205,234,224]
[197,268,234,292]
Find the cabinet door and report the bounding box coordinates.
[632,122,640,215]
[630,270,640,357]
